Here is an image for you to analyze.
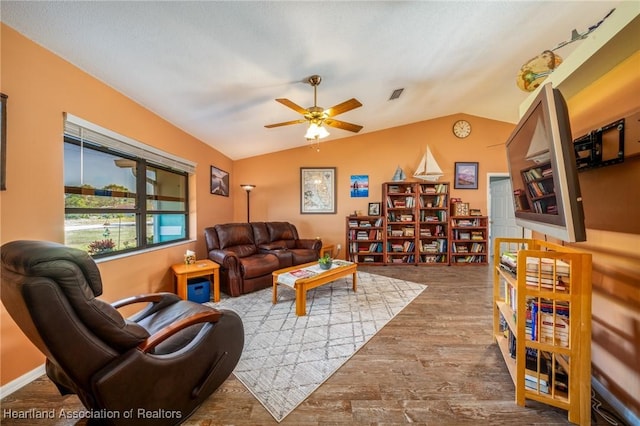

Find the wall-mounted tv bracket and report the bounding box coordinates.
[573,118,624,171]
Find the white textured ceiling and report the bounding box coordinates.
[0,1,620,159]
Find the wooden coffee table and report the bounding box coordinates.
[272,260,357,316]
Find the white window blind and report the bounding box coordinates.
[63,113,196,174]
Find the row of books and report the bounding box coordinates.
[420,254,448,263]
[418,183,448,194]
[522,165,553,182]
[420,239,447,253]
[452,255,486,263]
[387,212,414,222]
[506,330,569,395]
[348,217,384,228]
[530,299,570,347]
[388,240,415,253]
[451,242,485,253]
[350,229,382,240]
[527,179,554,198]
[419,210,447,222]
[418,194,447,208]
[387,195,416,208]
[452,229,484,240]
[419,224,446,237]
[350,242,383,253]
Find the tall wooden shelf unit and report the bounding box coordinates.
[345,215,385,264]
[493,238,592,424]
[382,182,449,265]
[450,215,488,265]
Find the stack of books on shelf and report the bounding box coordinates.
[525,257,570,291]
[531,299,570,348]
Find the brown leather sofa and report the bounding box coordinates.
[205,222,322,297]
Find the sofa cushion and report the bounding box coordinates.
[267,222,297,242]
[215,223,257,256]
[240,254,279,279]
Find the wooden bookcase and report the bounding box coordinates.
[416,182,449,265]
[382,182,449,265]
[493,238,592,424]
[345,215,384,264]
[384,182,418,265]
[450,215,488,265]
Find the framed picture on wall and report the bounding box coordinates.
[300,167,336,214]
[368,202,381,216]
[350,174,369,197]
[210,165,229,196]
[454,162,479,189]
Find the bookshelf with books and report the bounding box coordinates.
[345,215,384,264]
[450,213,488,265]
[416,182,449,264]
[384,182,418,265]
[493,238,592,424]
[518,162,557,214]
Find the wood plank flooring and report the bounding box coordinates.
[1,265,578,425]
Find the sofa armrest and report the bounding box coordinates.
[258,242,288,251]
[208,249,240,271]
[296,238,322,251]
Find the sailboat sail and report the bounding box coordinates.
[413,146,443,182]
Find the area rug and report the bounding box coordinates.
[205,271,426,422]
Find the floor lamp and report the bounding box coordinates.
[240,184,256,222]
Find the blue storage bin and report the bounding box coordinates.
[187,278,211,303]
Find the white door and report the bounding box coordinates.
[488,175,524,258]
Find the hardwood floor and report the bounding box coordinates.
[2,265,577,425]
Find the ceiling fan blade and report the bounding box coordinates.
[324,118,363,133]
[275,98,309,115]
[264,119,307,128]
[325,98,362,117]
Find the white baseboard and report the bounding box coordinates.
[0,364,45,398]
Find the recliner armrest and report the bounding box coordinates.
[112,292,181,322]
[138,310,222,353]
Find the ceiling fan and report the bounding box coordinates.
[264,75,363,138]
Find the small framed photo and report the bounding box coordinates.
[454,162,479,189]
[210,165,229,196]
[368,202,381,216]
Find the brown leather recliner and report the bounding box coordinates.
[0,240,244,426]
[204,222,322,297]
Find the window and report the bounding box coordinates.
[63,114,194,257]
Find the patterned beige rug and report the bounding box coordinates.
[206,271,426,422]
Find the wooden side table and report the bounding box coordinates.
[170,259,220,302]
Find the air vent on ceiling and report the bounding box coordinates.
[389,88,404,101]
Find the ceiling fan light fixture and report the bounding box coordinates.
[304,121,330,139]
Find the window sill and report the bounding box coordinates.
[93,239,197,264]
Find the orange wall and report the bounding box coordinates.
[0,25,235,384]
[234,114,514,251]
[0,23,514,387]
[566,52,640,417]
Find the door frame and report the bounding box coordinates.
[486,173,529,256]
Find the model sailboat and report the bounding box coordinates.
[413,146,443,182]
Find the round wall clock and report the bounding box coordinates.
[453,120,472,138]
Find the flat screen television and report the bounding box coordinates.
[505,83,586,242]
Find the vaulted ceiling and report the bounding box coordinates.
[1,1,620,159]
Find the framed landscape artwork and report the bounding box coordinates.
[350,174,369,197]
[454,162,479,189]
[210,165,229,196]
[300,167,336,214]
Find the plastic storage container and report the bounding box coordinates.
[187,278,211,303]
